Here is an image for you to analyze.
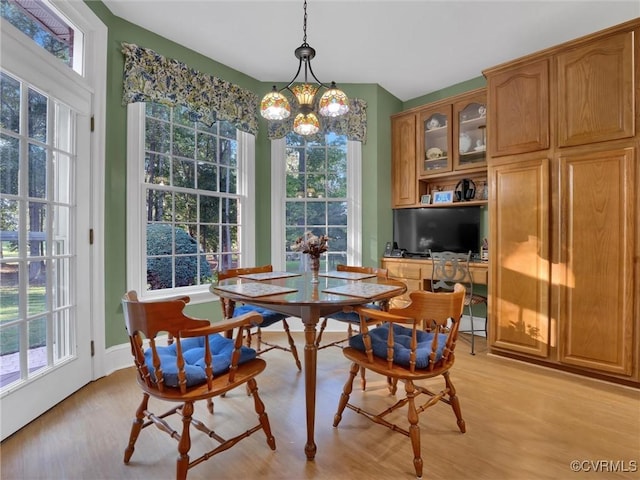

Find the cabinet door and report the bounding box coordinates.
[391,113,417,207]
[487,59,550,156]
[454,93,487,170]
[557,147,635,375]
[489,158,550,357]
[419,105,453,175]
[556,30,635,147]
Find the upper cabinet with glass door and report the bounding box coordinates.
[419,104,453,175]
[417,89,487,177]
[454,92,487,170]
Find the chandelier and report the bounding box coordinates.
[259,0,349,136]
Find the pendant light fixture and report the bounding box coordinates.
[259,0,349,135]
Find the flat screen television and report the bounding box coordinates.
[393,207,481,257]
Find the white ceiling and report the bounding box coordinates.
[101,0,639,101]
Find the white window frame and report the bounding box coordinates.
[126,103,255,304]
[270,137,362,268]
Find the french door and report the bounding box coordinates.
[0,21,93,440]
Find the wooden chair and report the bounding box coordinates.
[315,264,390,350]
[333,284,466,479]
[121,291,276,480]
[218,265,301,370]
[429,250,488,355]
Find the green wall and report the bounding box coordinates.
[87,1,483,349]
[403,76,487,111]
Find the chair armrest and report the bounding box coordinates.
[355,306,414,325]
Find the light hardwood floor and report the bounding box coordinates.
[2,333,639,480]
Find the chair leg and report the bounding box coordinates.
[281,319,302,370]
[257,326,263,352]
[124,393,149,463]
[315,318,328,347]
[206,398,214,414]
[468,303,476,355]
[405,380,423,479]
[360,366,367,391]
[247,377,277,450]
[333,362,359,427]
[443,371,466,433]
[387,376,398,395]
[176,401,194,480]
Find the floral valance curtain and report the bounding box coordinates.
[266,97,367,143]
[121,43,259,135]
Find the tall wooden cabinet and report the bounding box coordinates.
[484,18,639,384]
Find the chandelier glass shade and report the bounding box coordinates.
[260,86,291,120]
[293,112,320,135]
[259,0,349,135]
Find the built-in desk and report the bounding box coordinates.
[380,256,488,306]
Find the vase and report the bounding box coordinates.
[309,254,320,283]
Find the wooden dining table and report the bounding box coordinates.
[210,270,406,460]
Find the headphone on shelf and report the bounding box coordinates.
[455,178,476,201]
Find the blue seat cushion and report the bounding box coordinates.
[145,334,257,388]
[327,303,380,324]
[233,304,287,328]
[348,323,447,369]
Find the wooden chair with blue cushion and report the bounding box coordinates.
[315,264,390,390]
[218,265,301,370]
[333,284,466,479]
[315,265,390,351]
[121,291,276,480]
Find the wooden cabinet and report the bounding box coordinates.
[556,30,635,147]
[484,18,639,384]
[489,157,550,358]
[391,112,417,207]
[487,59,549,157]
[391,88,487,208]
[556,147,636,375]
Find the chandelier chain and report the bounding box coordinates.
[302,0,308,44]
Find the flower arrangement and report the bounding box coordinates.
[291,231,329,258]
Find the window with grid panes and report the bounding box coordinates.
[135,102,245,294]
[284,132,348,272]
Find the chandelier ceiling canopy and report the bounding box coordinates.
[259,0,349,136]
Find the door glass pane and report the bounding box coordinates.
[53,309,72,361]
[27,260,46,316]
[0,200,19,257]
[1,72,20,133]
[27,202,46,257]
[28,88,47,142]
[27,316,47,374]
[1,134,20,195]
[458,101,487,168]
[28,143,47,198]
[423,112,449,173]
[53,152,71,204]
[52,258,70,309]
